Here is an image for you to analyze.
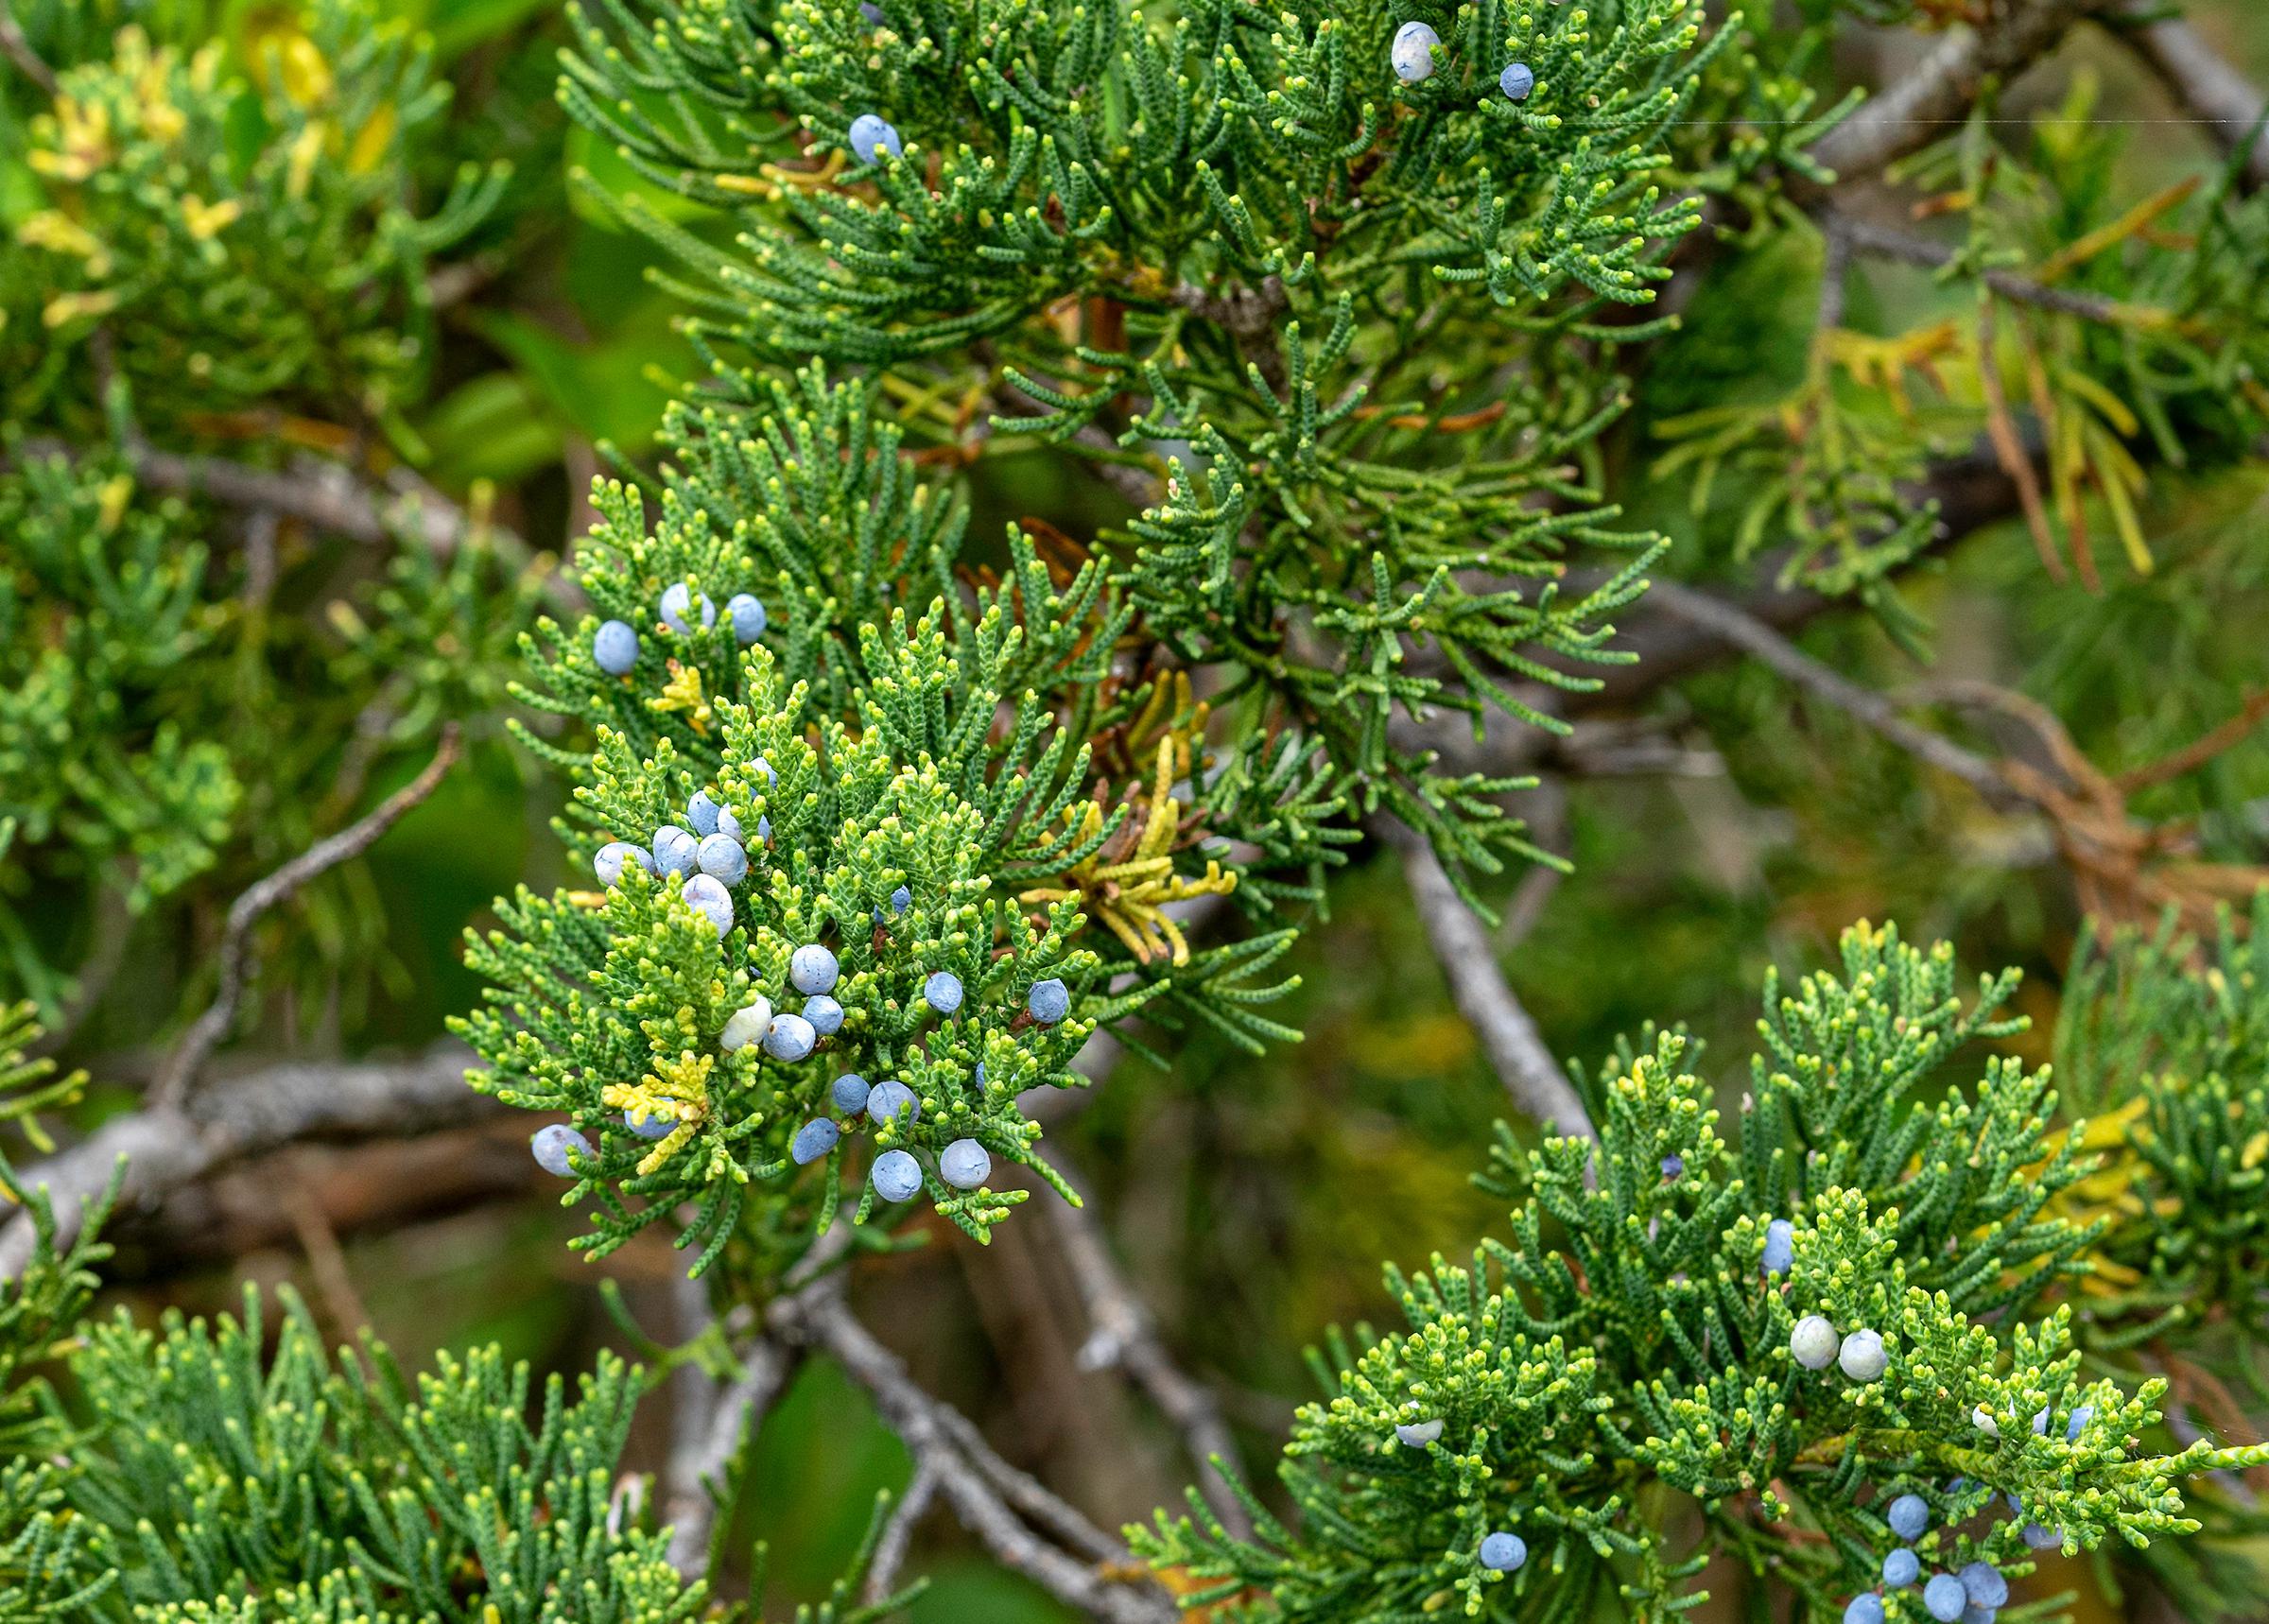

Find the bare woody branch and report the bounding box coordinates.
[663,1328,799,1577]
[2106,2,2269,194]
[0,0,55,95]
[1836,216,2138,323]
[151,726,463,1109]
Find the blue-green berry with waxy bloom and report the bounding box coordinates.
[1923,1574,1966,1622]
[727,593,766,643]
[1762,1218,1795,1274]
[688,789,721,837]
[1883,1549,1919,1588]
[1027,978,1069,1024]
[791,1118,839,1166]
[715,805,742,843]
[1660,1153,1684,1180]
[1887,1494,1929,1541]
[1960,1564,2008,1609]
[1391,20,1438,82]
[1844,1598,1884,1624]
[849,113,901,163]
[1500,60,1534,100]
[624,1110,676,1141]
[594,619,639,675]
[871,1149,922,1202]
[595,841,652,887]
[1791,1315,1840,1371]
[866,1079,917,1128]
[681,873,733,937]
[659,581,715,634]
[531,1124,593,1178]
[891,885,911,912]
[2067,1405,2093,1441]
[652,824,698,877]
[2022,1522,2060,1549]
[924,971,963,1014]
[1394,1420,1443,1447]
[804,994,843,1036]
[1477,1532,1525,1573]
[719,1000,771,1052]
[791,944,840,994]
[940,1138,991,1189]
[832,1074,871,1114]
[1839,1328,1888,1382]
[697,833,747,886]
[763,1012,816,1062]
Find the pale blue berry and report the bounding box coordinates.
[688,789,721,837]
[791,1117,840,1166]
[866,1079,918,1128]
[594,618,640,675]
[698,833,748,886]
[1961,1607,1996,1624]
[1844,1598,1885,1624]
[849,113,902,164]
[1660,1152,1685,1180]
[1791,1314,1840,1371]
[756,815,771,845]
[871,1149,923,1202]
[1923,1573,1966,1622]
[1391,20,1439,82]
[791,944,840,994]
[1027,977,1069,1024]
[1762,1218,1795,1274]
[596,841,653,888]
[1883,1548,1919,1587]
[653,824,699,877]
[2066,1405,2093,1442]
[923,971,963,1014]
[763,1012,816,1062]
[2022,1522,2060,1550]
[1959,1564,2008,1609]
[859,1,883,20]
[659,580,716,635]
[2032,1407,2051,1435]
[1839,1328,1888,1382]
[832,1074,872,1114]
[719,1000,772,1052]
[1394,1419,1443,1447]
[531,1124,593,1178]
[940,1138,991,1189]
[805,994,844,1036]
[716,805,742,843]
[682,873,734,937]
[727,593,767,644]
[753,755,776,786]
[891,885,911,913]
[1477,1531,1525,1573]
[1499,60,1534,101]
[1887,1494,1929,1542]
[623,1109,676,1141]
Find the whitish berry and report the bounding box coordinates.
[1887,1494,1929,1541]
[688,789,721,837]
[940,1138,991,1189]
[849,113,902,164]
[1791,1315,1840,1371]
[1394,1419,1444,1447]
[1499,60,1534,101]
[1922,1574,1966,1622]
[1972,1407,2000,1439]
[595,841,653,887]
[1883,1549,1919,1587]
[832,1073,872,1114]
[791,1118,840,1166]
[1762,1218,1795,1274]
[715,804,742,844]
[2066,1405,2093,1441]
[1959,1564,2007,1609]
[659,580,715,634]
[804,994,844,1036]
[2021,1522,2060,1550]
[682,873,734,937]
[791,944,840,994]
[1660,1152,1685,1180]
[727,593,767,643]
[652,824,698,876]
[719,999,773,1052]
[753,755,776,786]
[763,1012,816,1062]
[1477,1531,1525,1573]
[594,618,639,675]
[1839,1328,1888,1382]
[923,970,963,1014]
[623,1110,676,1141]
[866,1079,918,1128]
[1843,1598,1885,1624]
[871,1149,923,1202]
[891,885,911,912]
[693,833,745,887]
[1027,977,1069,1025]
[1391,20,1438,82]
[531,1124,593,1178]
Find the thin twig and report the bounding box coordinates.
[150,727,462,1109]
[2106,2,2269,194]
[0,0,56,95]
[280,1166,372,1340]
[1376,821,1595,1139]
[1839,216,2139,323]
[663,1332,797,1576]
[866,1461,941,1602]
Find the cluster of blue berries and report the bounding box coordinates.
[1842,1489,2021,1624]
[594,763,777,939]
[1385,19,1535,102]
[590,580,768,676]
[1789,1313,1890,1383]
[804,1069,991,1205]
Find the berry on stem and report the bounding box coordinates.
[681,873,733,937]
[804,994,843,1036]
[595,841,652,887]
[1839,1328,1888,1382]
[1791,1314,1840,1371]
[1394,1419,1444,1447]
[659,581,715,634]
[594,619,639,675]
[791,944,840,994]
[871,1149,922,1202]
[923,971,963,1014]
[1959,1563,2008,1609]
[1923,1574,1966,1622]
[1477,1531,1525,1573]
[688,789,721,837]
[832,1073,872,1114]
[1843,1598,1885,1624]
[866,1079,918,1128]
[762,1012,816,1062]
[1391,20,1439,82]
[531,1124,592,1178]
[1027,977,1069,1025]
[940,1138,990,1189]
[1761,1218,1794,1274]
[697,833,748,886]
[652,824,698,877]
[1500,60,1535,101]
[1883,1549,1919,1588]
[791,1118,839,1166]
[727,593,767,643]
[623,1110,676,1141]
[849,113,902,163]
[1887,1494,1929,1542]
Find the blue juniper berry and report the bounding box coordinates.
[1391,19,1438,82]
[681,873,733,937]
[595,841,652,887]
[1959,1563,2008,1609]
[1843,1598,1885,1624]
[1394,1419,1444,1447]
[849,113,902,164]
[940,1138,991,1189]
[1887,1494,1930,1542]
[1027,977,1069,1025]
[1791,1315,1840,1371]
[762,1012,816,1062]
[1499,60,1535,100]
[790,944,840,994]
[531,1124,593,1178]
[594,618,639,675]
[659,581,715,635]
[726,593,767,644]
[697,833,748,886]
[832,1073,872,1114]
[923,970,963,1014]
[1883,1549,1919,1588]
[891,885,911,913]
[622,1109,677,1141]
[804,994,844,1036]
[1477,1531,1525,1573]
[791,1118,840,1166]
[866,1079,917,1128]
[652,824,698,876]
[1923,1573,1966,1622]
[688,789,721,837]
[1839,1328,1888,1382]
[871,1149,923,1202]
[1762,1218,1795,1274]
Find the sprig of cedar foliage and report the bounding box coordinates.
[1133,923,2269,1620]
